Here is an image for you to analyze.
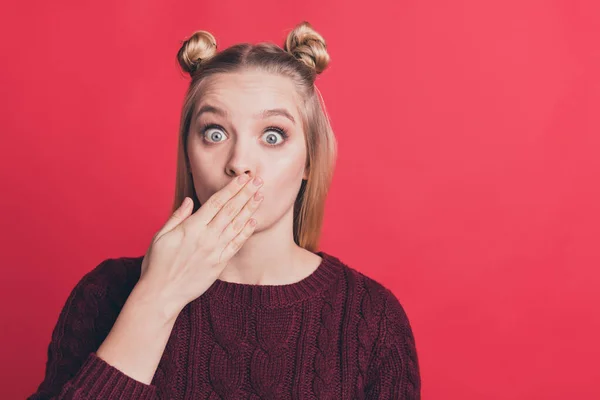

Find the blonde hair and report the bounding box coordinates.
[173,21,337,252]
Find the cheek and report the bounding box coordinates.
[260,153,305,200]
[261,174,304,212]
[189,165,221,204]
[270,148,306,178]
[188,146,218,188]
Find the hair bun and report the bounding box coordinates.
[284,21,330,74]
[177,30,218,75]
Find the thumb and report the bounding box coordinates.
[155,197,193,239]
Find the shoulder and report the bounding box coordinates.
[67,255,145,307]
[50,255,147,345]
[322,252,420,381]
[323,251,418,350]
[323,251,410,321]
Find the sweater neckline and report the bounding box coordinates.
[201,251,341,307]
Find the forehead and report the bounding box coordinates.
[196,70,301,118]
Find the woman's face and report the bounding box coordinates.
[187,70,308,231]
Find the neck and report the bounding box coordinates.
[217,206,306,285]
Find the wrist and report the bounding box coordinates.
[129,279,183,325]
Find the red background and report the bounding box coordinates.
[2,0,599,398]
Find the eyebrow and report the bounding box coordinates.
[194,104,296,125]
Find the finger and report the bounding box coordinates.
[208,175,263,234]
[219,189,263,242]
[220,217,257,262]
[155,197,193,239]
[188,173,253,227]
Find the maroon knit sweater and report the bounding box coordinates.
[28,251,421,399]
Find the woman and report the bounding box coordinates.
[29,21,421,399]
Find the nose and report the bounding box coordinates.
[229,170,253,180]
[225,139,258,180]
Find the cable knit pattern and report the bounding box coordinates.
[355,276,386,399]
[312,268,348,400]
[28,251,421,399]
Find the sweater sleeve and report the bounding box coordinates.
[364,288,421,399]
[27,258,158,400]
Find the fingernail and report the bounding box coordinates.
[238,174,250,183]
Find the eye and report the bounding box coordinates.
[202,124,227,144]
[262,127,289,147]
